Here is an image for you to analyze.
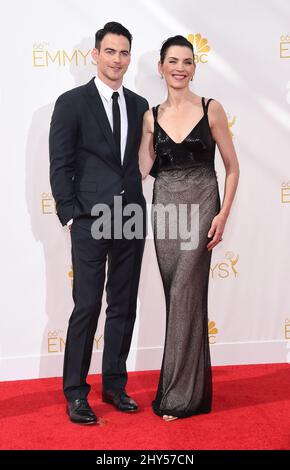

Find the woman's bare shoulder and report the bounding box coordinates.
[143,108,155,132]
[207,98,224,112]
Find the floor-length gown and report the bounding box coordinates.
[151,98,220,418]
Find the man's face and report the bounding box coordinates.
[92,33,131,86]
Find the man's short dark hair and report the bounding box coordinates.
[95,22,133,50]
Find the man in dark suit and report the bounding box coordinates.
[49,22,148,425]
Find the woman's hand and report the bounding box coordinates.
[206,213,227,251]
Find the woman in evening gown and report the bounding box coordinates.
[139,36,239,421]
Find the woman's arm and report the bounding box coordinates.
[138,109,156,179]
[207,100,240,251]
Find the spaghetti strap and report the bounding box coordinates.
[152,105,160,123]
[205,98,214,112]
[203,98,214,115]
[201,97,206,114]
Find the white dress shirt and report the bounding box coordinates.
[94,74,128,164]
[67,75,128,227]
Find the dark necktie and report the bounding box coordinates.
[112,91,121,160]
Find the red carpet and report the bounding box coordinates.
[0,363,289,450]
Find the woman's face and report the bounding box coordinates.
[159,45,195,89]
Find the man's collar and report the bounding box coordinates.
[94,74,124,102]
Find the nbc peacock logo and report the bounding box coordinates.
[208,320,218,344]
[187,33,211,63]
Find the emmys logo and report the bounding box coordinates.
[226,113,237,138]
[41,193,56,214]
[68,266,73,288]
[281,182,290,203]
[47,330,103,353]
[210,251,239,279]
[208,320,218,344]
[33,42,91,67]
[280,35,290,59]
[47,330,65,353]
[187,34,211,63]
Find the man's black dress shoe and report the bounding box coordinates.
[102,390,138,412]
[67,398,97,424]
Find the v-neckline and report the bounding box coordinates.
[156,115,206,145]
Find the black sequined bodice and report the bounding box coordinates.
[151,99,216,176]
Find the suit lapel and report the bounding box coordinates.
[84,79,138,171]
[123,87,137,170]
[84,78,120,166]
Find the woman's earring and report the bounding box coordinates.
[191,76,194,81]
[160,74,164,79]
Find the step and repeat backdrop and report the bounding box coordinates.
[1,0,289,380]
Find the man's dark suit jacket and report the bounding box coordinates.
[49,78,148,226]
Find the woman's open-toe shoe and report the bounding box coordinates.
[163,415,178,422]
